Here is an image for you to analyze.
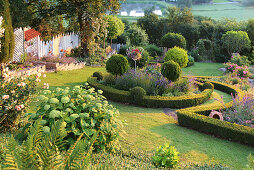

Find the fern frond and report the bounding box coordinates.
[64,131,98,170]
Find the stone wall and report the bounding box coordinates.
[8,65,46,78]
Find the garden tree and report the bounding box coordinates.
[161,32,186,49]
[199,20,215,40]
[177,0,192,8]
[106,15,125,46]
[144,6,155,15]
[137,13,162,45]
[0,17,4,53]
[9,0,31,28]
[26,0,65,41]
[54,0,121,57]
[247,19,254,45]
[0,0,14,63]
[126,24,148,46]
[222,31,251,56]
[166,7,194,27]
[174,23,200,50]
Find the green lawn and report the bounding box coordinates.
[112,101,254,169]
[183,62,224,76]
[6,63,254,169]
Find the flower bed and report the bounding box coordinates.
[87,77,213,108]
[176,81,254,146]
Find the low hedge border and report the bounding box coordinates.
[176,81,254,146]
[87,77,213,108]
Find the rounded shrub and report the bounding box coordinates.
[128,49,150,69]
[187,56,195,67]
[118,46,128,56]
[92,71,103,81]
[161,32,186,49]
[152,143,179,169]
[161,60,182,82]
[129,86,146,103]
[164,47,188,68]
[25,85,121,152]
[106,54,128,76]
[203,82,214,90]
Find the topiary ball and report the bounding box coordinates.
[164,47,188,68]
[106,54,129,76]
[161,32,186,49]
[129,86,146,103]
[203,82,214,90]
[161,60,182,82]
[92,71,103,81]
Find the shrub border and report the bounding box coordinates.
[176,81,254,146]
[87,77,213,108]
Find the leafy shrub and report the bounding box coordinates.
[129,86,146,103]
[187,56,195,67]
[189,48,201,61]
[232,78,240,85]
[103,73,116,86]
[126,24,148,46]
[152,143,179,169]
[25,85,121,152]
[0,69,39,132]
[222,31,251,56]
[196,39,212,58]
[161,32,186,49]
[229,53,251,66]
[164,47,188,68]
[106,54,128,76]
[161,60,182,82]
[247,154,254,170]
[92,71,103,81]
[128,49,150,69]
[1,120,96,169]
[144,44,162,58]
[66,46,84,58]
[224,62,251,78]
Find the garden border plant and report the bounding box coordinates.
[176,80,254,146]
[87,77,213,108]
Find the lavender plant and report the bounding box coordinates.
[222,94,254,128]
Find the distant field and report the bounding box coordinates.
[121,0,254,21]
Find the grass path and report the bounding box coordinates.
[24,64,254,168]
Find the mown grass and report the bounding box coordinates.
[183,62,224,76]
[111,101,254,169]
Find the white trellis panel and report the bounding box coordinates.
[13,28,24,62]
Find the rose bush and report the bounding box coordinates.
[0,68,39,132]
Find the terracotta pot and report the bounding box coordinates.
[209,111,223,120]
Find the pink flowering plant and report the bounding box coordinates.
[0,69,39,131]
[224,62,251,79]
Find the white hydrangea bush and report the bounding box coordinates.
[26,84,122,151]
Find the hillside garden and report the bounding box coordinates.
[0,0,254,169]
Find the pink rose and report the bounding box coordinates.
[2,95,9,100]
[15,105,21,111]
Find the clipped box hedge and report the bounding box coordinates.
[176,81,254,146]
[87,77,213,108]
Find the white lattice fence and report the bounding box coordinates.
[13,28,24,62]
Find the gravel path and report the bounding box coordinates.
[163,108,178,121]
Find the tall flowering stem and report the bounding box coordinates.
[127,47,144,72]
